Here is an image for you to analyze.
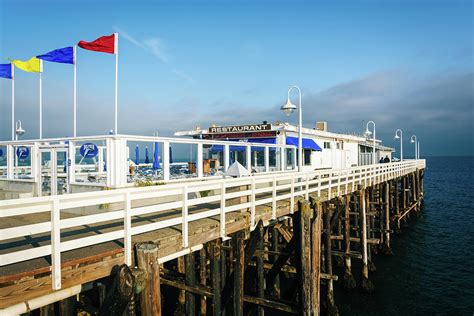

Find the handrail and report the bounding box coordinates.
[0,159,425,291]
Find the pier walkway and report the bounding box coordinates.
[0,159,425,312]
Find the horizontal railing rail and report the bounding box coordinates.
[0,159,425,291]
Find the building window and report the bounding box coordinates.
[304,149,311,165]
[324,142,331,149]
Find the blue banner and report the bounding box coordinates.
[0,63,12,79]
[37,47,74,64]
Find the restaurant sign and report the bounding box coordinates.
[208,124,271,134]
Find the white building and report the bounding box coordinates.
[175,121,394,171]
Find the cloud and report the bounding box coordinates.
[113,26,170,63]
[143,38,170,63]
[2,68,472,156]
[172,69,195,84]
[159,69,473,156]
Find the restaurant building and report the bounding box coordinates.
[175,121,394,171]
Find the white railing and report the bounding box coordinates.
[0,159,425,291]
[0,134,299,188]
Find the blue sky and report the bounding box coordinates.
[0,0,473,155]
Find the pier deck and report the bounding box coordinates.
[0,160,425,312]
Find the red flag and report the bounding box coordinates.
[78,34,116,54]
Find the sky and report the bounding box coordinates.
[0,0,472,156]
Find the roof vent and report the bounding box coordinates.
[316,121,327,132]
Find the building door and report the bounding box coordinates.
[39,146,68,196]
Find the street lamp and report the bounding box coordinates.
[417,141,420,159]
[365,121,376,164]
[394,129,403,161]
[410,135,417,160]
[15,120,25,141]
[281,86,302,172]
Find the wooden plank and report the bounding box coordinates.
[243,295,299,315]
[0,254,124,309]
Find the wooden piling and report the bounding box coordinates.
[233,234,245,316]
[395,177,400,231]
[297,199,312,315]
[136,242,162,316]
[310,198,322,315]
[384,182,392,253]
[343,195,356,289]
[324,202,338,315]
[271,226,281,298]
[256,221,265,316]
[199,248,207,316]
[209,240,222,316]
[359,187,373,292]
[185,252,197,316]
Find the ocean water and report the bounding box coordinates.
[336,156,474,315]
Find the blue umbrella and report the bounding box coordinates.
[153,142,160,170]
[134,145,140,165]
[145,146,150,164]
[169,146,174,164]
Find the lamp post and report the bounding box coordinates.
[281,86,302,172]
[410,135,417,160]
[417,141,420,159]
[15,120,25,141]
[394,129,403,161]
[365,121,376,164]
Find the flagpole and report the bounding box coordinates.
[39,60,43,139]
[73,45,77,137]
[11,64,14,141]
[114,33,118,135]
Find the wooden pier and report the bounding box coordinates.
[0,160,425,315]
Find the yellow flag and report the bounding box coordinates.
[12,57,42,73]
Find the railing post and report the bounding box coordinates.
[124,192,132,266]
[106,138,113,187]
[317,174,321,198]
[51,197,61,290]
[305,173,309,200]
[328,176,332,200]
[6,144,13,179]
[272,176,277,219]
[220,182,226,238]
[345,173,349,195]
[290,174,295,214]
[68,141,76,188]
[264,147,270,172]
[182,185,189,248]
[163,141,170,181]
[197,143,203,178]
[280,147,286,171]
[292,147,297,170]
[250,178,256,229]
[224,144,230,172]
[246,145,252,172]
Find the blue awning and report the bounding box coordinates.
[247,138,276,144]
[286,137,322,151]
[210,145,247,152]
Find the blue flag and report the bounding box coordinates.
[0,63,12,79]
[37,46,74,64]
